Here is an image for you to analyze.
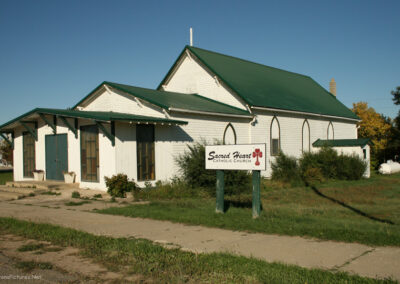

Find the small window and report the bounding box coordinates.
[363,149,367,159]
[80,125,99,182]
[270,116,280,156]
[223,123,237,145]
[271,138,280,156]
[137,124,155,181]
[327,122,334,140]
[23,132,36,178]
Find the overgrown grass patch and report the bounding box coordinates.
[0,217,391,283]
[98,173,400,247]
[15,260,53,271]
[18,242,45,252]
[64,201,91,206]
[0,171,12,185]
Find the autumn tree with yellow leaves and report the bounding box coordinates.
[352,102,392,165]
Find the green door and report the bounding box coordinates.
[45,134,68,180]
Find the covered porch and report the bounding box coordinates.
[0,108,188,190]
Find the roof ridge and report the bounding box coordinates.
[106,81,250,114]
[187,45,310,79]
[189,93,250,113]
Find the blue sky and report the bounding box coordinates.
[0,0,399,124]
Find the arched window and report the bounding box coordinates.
[270,116,280,156]
[327,122,334,140]
[302,119,310,152]
[223,123,237,145]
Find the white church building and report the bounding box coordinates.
[0,46,370,190]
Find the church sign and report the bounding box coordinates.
[205,144,266,171]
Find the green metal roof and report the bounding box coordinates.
[0,108,187,131]
[312,138,372,148]
[159,46,359,120]
[74,81,251,117]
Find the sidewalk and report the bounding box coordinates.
[0,201,399,281]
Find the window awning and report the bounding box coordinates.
[0,108,188,132]
[312,138,372,148]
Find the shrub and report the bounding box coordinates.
[271,152,302,185]
[299,147,366,181]
[175,141,251,196]
[136,177,210,200]
[271,147,367,184]
[302,167,325,185]
[104,174,139,198]
[71,191,80,199]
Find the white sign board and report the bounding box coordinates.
[205,144,266,170]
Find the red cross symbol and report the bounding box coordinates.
[252,148,262,166]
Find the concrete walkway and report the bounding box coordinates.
[0,201,399,281]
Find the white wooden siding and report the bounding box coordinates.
[82,87,166,118]
[164,54,247,110]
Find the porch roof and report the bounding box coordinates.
[0,108,188,132]
[312,138,372,148]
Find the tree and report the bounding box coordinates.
[352,102,392,167]
[352,102,391,152]
[392,86,400,105]
[391,86,400,130]
[0,138,13,165]
[390,86,400,160]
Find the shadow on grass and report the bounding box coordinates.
[223,199,263,213]
[309,184,395,225]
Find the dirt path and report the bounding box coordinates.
[0,233,145,283]
[0,201,399,281]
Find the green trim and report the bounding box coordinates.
[106,82,168,111]
[158,45,359,120]
[187,46,252,106]
[0,108,188,132]
[157,46,188,90]
[39,113,56,134]
[0,133,13,149]
[20,121,37,141]
[95,121,115,146]
[72,82,105,111]
[312,138,372,148]
[59,116,78,138]
[73,81,251,117]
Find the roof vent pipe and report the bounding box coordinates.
[190,27,193,46]
[329,78,336,97]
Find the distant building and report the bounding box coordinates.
[0,46,370,190]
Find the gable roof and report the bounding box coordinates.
[312,138,372,148]
[159,46,359,120]
[74,81,251,118]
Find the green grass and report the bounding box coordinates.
[15,260,53,271]
[0,217,392,283]
[97,173,400,247]
[18,242,45,252]
[0,171,12,185]
[64,200,91,206]
[71,191,81,198]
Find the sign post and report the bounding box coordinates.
[252,170,261,218]
[216,170,224,213]
[205,144,266,218]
